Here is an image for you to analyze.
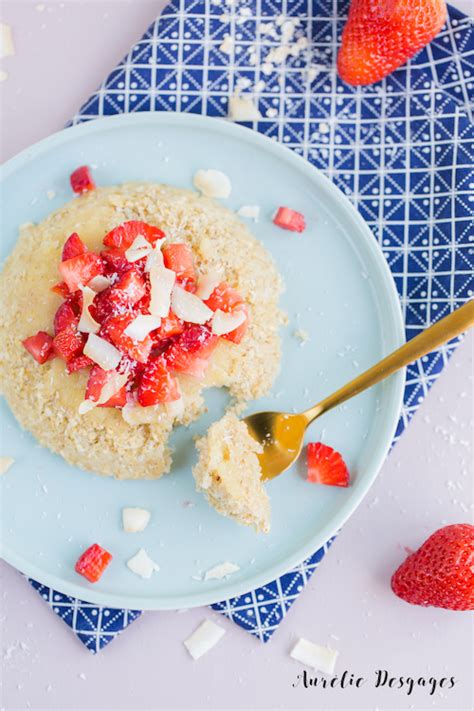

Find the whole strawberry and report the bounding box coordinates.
[337,0,447,86]
[391,524,474,611]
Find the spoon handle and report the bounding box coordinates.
[304,299,474,423]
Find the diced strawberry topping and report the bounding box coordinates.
[61,232,87,261]
[162,243,196,289]
[150,311,184,343]
[66,354,94,374]
[101,314,153,364]
[90,288,130,325]
[85,365,127,407]
[137,356,180,406]
[51,281,70,298]
[53,301,79,335]
[273,206,306,233]
[103,221,165,251]
[22,331,54,364]
[75,543,112,583]
[101,248,131,275]
[53,324,85,361]
[114,268,146,305]
[70,166,95,195]
[307,442,350,487]
[59,252,104,292]
[205,282,248,343]
[166,325,218,378]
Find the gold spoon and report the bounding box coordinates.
[244,300,474,481]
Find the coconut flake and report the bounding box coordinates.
[122,402,161,425]
[122,507,151,533]
[127,548,160,579]
[78,371,128,415]
[125,235,152,263]
[184,620,225,660]
[195,271,222,300]
[145,241,166,271]
[124,314,161,341]
[290,638,339,674]
[228,95,261,122]
[0,457,14,475]
[148,265,175,318]
[83,333,122,371]
[78,286,101,334]
[165,395,184,419]
[0,24,14,59]
[87,275,112,293]
[237,205,260,221]
[171,286,213,324]
[219,34,233,55]
[193,169,232,199]
[204,562,240,580]
[211,309,246,336]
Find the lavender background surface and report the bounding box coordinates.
[1,2,473,710]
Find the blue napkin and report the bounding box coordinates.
[27,1,473,652]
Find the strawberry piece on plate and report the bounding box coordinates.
[22,331,54,364]
[205,282,248,343]
[59,252,104,292]
[337,0,447,86]
[101,314,153,364]
[61,232,87,261]
[114,268,147,305]
[163,243,196,289]
[166,324,218,378]
[51,281,70,298]
[70,165,96,194]
[53,324,85,361]
[85,365,127,407]
[103,221,165,251]
[391,524,474,611]
[137,356,180,406]
[66,354,94,374]
[273,206,306,233]
[307,442,350,487]
[75,543,112,583]
[53,301,79,335]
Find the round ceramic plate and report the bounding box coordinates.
[0,113,405,610]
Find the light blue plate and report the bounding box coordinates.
[0,113,405,610]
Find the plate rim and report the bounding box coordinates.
[0,112,405,610]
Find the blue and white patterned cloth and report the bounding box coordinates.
[27,1,473,652]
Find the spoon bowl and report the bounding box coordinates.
[244,411,309,481]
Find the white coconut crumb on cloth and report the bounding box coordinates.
[193,169,232,199]
[0,69,8,82]
[219,35,233,55]
[0,457,14,475]
[204,561,240,580]
[0,24,15,59]
[228,94,261,122]
[126,548,160,579]
[290,638,339,675]
[184,619,226,660]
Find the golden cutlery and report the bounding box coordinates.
[244,300,474,481]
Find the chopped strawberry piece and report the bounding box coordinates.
[114,268,146,305]
[204,282,248,343]
[150,311,184,342]
[103,221,165,251]
[101,314,153,364]
[50,281,70,298]
[85,365,127,407]
[162,243,196,288]
[337,0,447,86]
[22,331,54,364]
[137,357,180,406]
[61,232,87,261]
[53,324,85,361]
[166,325,218,377]
[75,543,112,583]
[307,442,350,487]
[101,249,131,275]
[66,354,94,374]
[53,301,79,335]
[59,252,104,292]
[273,206,306,233]
[90,288,130,324]
[70,165,95,194]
